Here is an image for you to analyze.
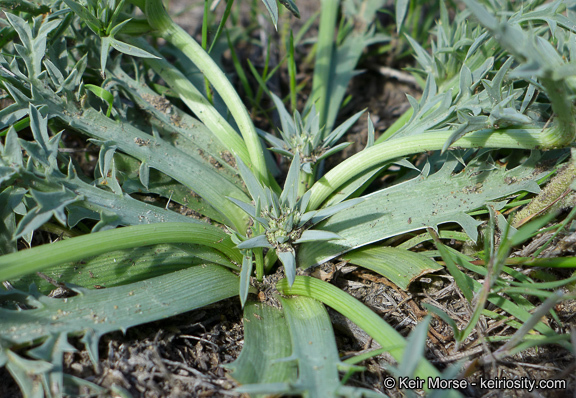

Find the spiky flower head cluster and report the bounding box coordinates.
[258,93,365,174]
[228,154,361,285]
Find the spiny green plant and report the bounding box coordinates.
[1,0,576,397]
[229,153,363,296]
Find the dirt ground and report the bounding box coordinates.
[2,1,576,397]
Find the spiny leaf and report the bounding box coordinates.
[237,234,273,250]
[227,196,258,219]
[0,265,240,363]
[0,187,25,255]
[62,0,101,34]
[270,92,297,140]
[15,188,82,239]
[316,142,352,162]
[5,349,53,398]
[304,197,364,226]
[5,13,60,78]
[236,157,267,207]
[298,151,550,268]
[293,229,340,243]
[1,128,23,168]
[323,109,366,147]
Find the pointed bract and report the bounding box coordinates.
[277,250,296,287]
[235,157,267,206]
[237,234,273,249]
[293,230,341,243]
[280,154,300,209]
[239,252,253,308]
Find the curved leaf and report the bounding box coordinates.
[0,223,241,281]
[342,246,442,290]
[228,301,296,392]
[277,276,459,396]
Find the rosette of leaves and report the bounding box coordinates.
[228,154,361,288]
[259,93,365,174]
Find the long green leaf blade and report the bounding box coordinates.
[228,301,297,392]
[0,265,239,345]
[10,243,233,293]
[277,276,461,397]
[0,223,241,281]
[281,296,341,397]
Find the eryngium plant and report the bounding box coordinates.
[0,0,575,396]
[229,154,361,291]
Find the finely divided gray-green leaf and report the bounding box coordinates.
[2,132,204,230]
[15,188,82,239]
[1,60,250,231]
[64,108,249,230]
[0,187,25,255]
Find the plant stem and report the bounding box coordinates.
[201,0,214,104]
[538,78,576,147]
[300,168,314,198]
[0,223,242,281]
[264,249,278,273]
[254,248,264,281]
[511,161,576,227]
[308,0,338,137]
[141,0,269,185]
[488,256,576,268]
[308,127,553,210]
